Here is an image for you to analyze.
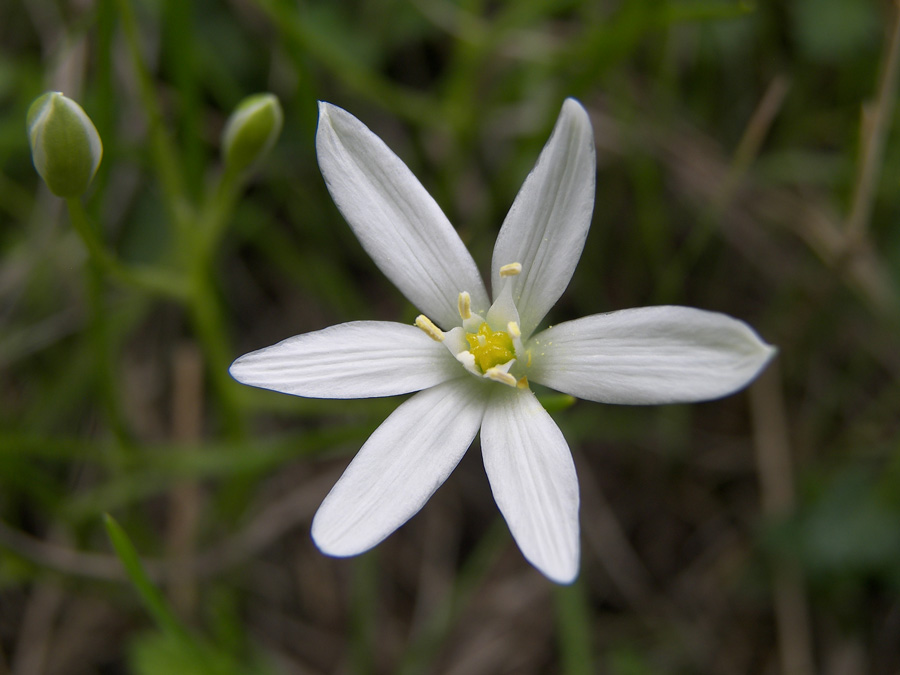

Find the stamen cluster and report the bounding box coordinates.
[415,264,529,389]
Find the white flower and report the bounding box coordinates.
[230,99,775,584]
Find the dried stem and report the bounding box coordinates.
[749,364,815,675]
[11,580,63,675]
[716,74,791,214]
[166,342,205,616]
[845,0,900,242]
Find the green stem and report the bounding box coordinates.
[183,167,249,439]
[114,0,190,231]
[187,264,244,439]
[198,167,242,259]
[84,252,131,446]
[554,577,594,675]
[65,199,188,300]
[350,553,378,675]
[69,197,131,447]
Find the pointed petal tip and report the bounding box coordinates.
[227,354,249,383]
[227,352,274,390]
[316,101,334,134]
[736,320,778,373]
[227,350,267,387]
[750,338,778,382]
[316,99,331,114]
[528,547,579,584]
[560,97,592,131]
[310,513,365,558]
[561,96,588,115]
[521,536,580,584]
[545,564,579,585]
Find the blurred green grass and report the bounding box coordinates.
[2,0,900,673]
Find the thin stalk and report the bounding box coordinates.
[197,166,242,259]
[114,0,190,230]
[845,0,900,241]
[674,75,790,279]
[350,553,378,675]
[554,578,594,675]
[65,198,187,300]
[185,167,248,439]
[186,264,244,439]
[84,254,131,445]
[749,365,815,675]
[62,197,132,447]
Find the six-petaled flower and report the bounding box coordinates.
[230,99,775,583]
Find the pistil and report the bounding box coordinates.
[465,323,515,373]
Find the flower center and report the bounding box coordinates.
[465,323,515,373]
[412,261,529,389]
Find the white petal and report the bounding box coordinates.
[485,283,520,330]
[481,387,580,583]
[316,102,489,327]
[229,321,461,399]
[311,378,487,555]
[528,306,776,405]
[491,98,596,337]
[443,326,469,356]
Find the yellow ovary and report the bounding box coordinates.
[465,323,515,373]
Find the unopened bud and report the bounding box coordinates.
[27,92,103,198]
[221,93,283,172]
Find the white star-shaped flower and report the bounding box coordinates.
[230,99,775,584]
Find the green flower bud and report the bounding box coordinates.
[27,92,103,198]
[221,93,283,173]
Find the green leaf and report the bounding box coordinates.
[103,513,193,642]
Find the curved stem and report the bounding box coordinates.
[177,166,249,439]
[187,263,245,439]
[63,200,133,447]
[198,166,242,259]
[65,199,188,300]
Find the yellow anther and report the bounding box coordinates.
[499,262,522,277]
[526,350,533,367]
[485,367,517,387]
[457,292,472,320]
[507,321,521,339]
[516,376,529,389]
[415,315,444,342]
